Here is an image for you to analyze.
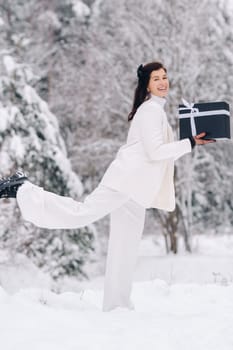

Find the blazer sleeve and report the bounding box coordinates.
[137,103,192,162]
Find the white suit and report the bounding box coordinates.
[100,94,191,210]
[17,94,192,311]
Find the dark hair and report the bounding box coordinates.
[128,61,167,121]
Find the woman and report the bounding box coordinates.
[0,62,214,311]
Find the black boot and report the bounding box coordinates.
[0,170,28,198]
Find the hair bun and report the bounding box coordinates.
[137,64,144,79]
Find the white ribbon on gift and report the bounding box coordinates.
[179,98,199,136]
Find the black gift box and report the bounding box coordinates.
[178,101,231,140]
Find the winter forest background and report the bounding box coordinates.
[0,0,233,282]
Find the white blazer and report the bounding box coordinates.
[100,94,192,211]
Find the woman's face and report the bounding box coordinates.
[147,68,169,98]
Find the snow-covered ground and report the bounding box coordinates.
[0,234,233,350]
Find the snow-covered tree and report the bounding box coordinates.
[0,54,96,279]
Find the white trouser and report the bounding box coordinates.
[17,182,146,311]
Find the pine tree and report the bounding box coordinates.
[0,54,96,279]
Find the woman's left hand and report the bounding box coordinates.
[194,132,216,145]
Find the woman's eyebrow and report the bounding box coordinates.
[152,74,167,78]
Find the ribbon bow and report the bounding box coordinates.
[180,98,199,136]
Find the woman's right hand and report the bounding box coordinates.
[194,132,216,145]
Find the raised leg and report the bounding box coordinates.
[16,182,130,229]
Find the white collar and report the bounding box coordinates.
[150,94,167,108]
